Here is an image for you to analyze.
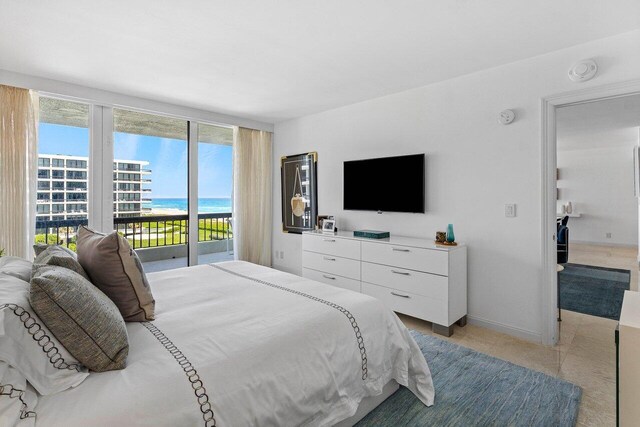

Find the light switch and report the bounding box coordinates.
[505,204,516,218]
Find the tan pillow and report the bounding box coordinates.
[33,245,90,281]
[76,226,155,322]
[30,265,129,372]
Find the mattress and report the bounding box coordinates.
[34,261,434,426]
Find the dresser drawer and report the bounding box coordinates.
[362,282,448,326]
[302,268,361,293]
[302,234,360,260]
[361,241,448,276]
[302,251,361,280]
[362,262,448,301]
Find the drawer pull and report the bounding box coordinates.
[323,239,336,242]
[323,256,336,261]
[391,270,410,276]
[391,292,410,298]
[392,248,410,252]
[322,274,336,280]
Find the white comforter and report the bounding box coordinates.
[35,261,434,426]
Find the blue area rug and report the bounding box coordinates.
[559,263,630,320]
[356,331,581,427]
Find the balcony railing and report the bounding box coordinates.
[35,213,232,251]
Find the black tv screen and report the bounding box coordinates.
[343,154,425,213]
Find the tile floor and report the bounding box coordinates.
[398,243,638,427]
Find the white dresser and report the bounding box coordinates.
[619,290,640,426]
[302,230,467,336]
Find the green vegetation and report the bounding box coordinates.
[0,248,4,257]
[34,218,231,252]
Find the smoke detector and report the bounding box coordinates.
[568,60,598,83]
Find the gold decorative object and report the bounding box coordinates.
[435,231,446,243]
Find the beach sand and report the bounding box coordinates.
[147,208,187,216]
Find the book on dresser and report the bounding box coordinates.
[301,230,468,337]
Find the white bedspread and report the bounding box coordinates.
[35,261,434,426]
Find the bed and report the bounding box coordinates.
[32,261,434,426]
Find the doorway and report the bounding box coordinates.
[555,95,640,322]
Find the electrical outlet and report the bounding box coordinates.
[606,232,612,239]
[504,204,516,218]
[280,251,284,259]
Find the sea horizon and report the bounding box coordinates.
[145,197,231,213]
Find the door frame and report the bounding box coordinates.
[540,79,640,345]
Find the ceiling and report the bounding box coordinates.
[557,94,640,151]
[1,1,640,124]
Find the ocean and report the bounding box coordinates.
[145,198,232,213]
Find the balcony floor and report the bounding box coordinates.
[142,251,234,273]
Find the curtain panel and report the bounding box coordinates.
[0,85,38,258]
[233,127,273,266]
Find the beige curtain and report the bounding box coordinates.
[0,85,38,259]
[233,127,273,266]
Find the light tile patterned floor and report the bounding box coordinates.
[399,243,638,427]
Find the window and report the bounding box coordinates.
[66,171,87,180]
[37,98,89,248]
[66,159,87,168]
[67,181,87,190]
[66,193,87,201]
[37,193,49,201]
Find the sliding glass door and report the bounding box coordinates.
[113,109,189,271]
[36,97,235,270]
[36,98,90,251]
[196,123,233,265]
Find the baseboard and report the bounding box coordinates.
[467,315,542,344]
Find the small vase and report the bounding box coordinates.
[566,202,573,214]
[446,224,455,243]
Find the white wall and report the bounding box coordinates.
[557,144,638,246]
[271,30,640,342]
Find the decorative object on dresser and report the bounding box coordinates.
[281,152,318,233]
[302,230,467,337]
[354,230,390,239]
[317,215,333,230]
[435,231,446,244]
[322,219,336,234]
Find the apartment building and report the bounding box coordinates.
[36,154,151,221]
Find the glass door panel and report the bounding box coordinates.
[36,98,90,252]
[113,109,188,272]
[196,123,233,265]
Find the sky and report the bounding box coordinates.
[39,123,232,198]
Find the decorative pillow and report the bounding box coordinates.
[0,273,88,395]
[77,226,155,322]
[30,265,129,372]
[33,243,76,257]
[33,245,89,281]
[0,256,32,282]
[0,361,38,423]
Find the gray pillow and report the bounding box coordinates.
[0,256,32,282]
[30,265,129,372]
[33,244,76,257]
[33,245,89,281]
[77,226,155,322]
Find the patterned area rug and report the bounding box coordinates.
[356,330,582,427]
[559,263,630,320]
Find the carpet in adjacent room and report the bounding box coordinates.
[356,330,581,427]
[559,263,630,320]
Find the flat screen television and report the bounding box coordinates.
[343,154,425,213]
